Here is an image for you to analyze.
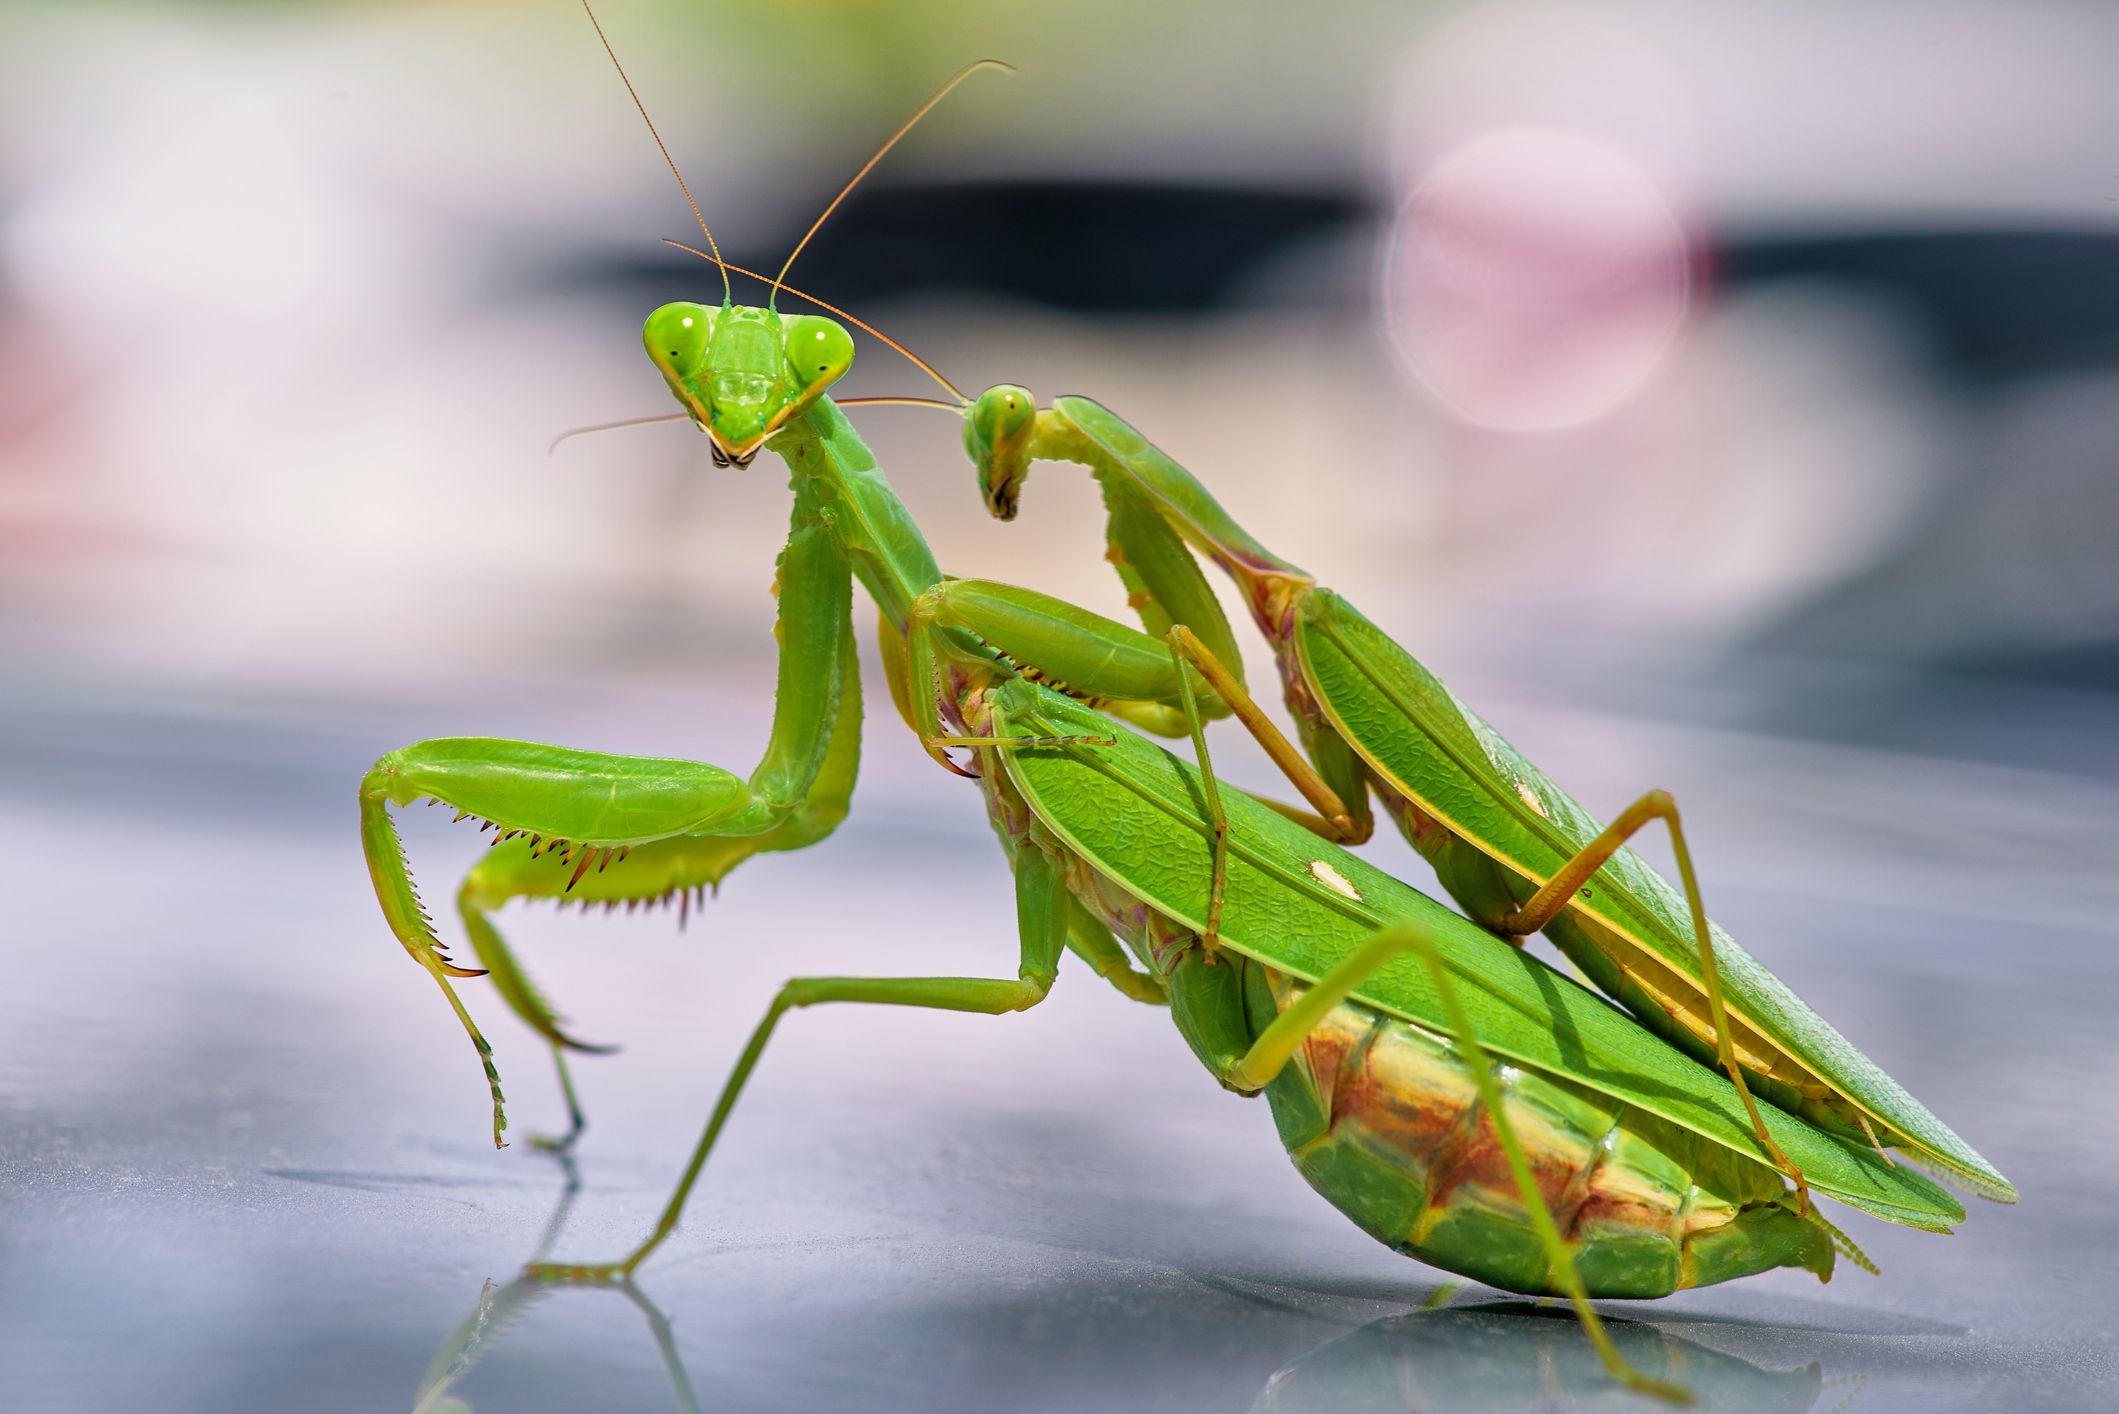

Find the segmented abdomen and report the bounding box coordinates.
[1243,963,1833,1298]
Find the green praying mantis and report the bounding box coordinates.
[957,393,2019,1216]
[357,6,2004,1403]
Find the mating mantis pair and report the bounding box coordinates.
[358,7,2007,1401]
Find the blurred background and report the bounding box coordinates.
[2,1,2115,1411]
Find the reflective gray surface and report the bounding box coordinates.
[3,676,2114,1413]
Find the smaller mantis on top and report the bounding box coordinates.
[947,385,2016,1215]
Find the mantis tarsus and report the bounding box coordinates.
[356,6,1994,1403]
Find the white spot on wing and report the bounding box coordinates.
[1515,780,1549,818]
[1308,860,1364,901]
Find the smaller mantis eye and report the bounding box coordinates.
[783,315,854,391]
[643,302,715,380]
[969,384,1036,449]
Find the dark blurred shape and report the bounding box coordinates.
[1723,231,2119,704]
[572,179,1362,313]
[1719,230,2119,382]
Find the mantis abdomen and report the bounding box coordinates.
[1040,749,1840,1299]
[1164,941,1836,1299]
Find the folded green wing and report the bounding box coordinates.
[1293,593,2012,1204]
[997,680,1964,1231]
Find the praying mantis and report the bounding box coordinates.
[956,391,2019,1216]
[356,5,2000,1402]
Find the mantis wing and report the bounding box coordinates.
[1293,592,2013,1204]
[996,681,1964,1232]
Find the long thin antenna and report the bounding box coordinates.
[831,396,965,413]
[768,58,1012,310]
[666,242,968,403]
[579,0,732,306]
[548,411,694,454]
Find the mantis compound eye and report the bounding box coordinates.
[643,302,715,381]
[969,384,1034,447]
[783,315,854,392]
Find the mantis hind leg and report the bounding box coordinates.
[1215,922,1692,1407]
[1495,789,1811,1215]
[526,844,1074,1283]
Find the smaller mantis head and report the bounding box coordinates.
[965,383,1038,520]
[643,302,855,467]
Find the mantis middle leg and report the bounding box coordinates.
[524,842,1074,1281]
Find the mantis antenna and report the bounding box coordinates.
[768,58,1014,312]
[668,243,969,403]
[579,0,733,307]
[831,396,965,413]
[547,411,693,454]
[548,401,952,456]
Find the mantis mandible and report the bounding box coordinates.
[356,6,1981,1402]
[957,389,2016,1215]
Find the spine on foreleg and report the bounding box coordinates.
[1200,956,1833,1297]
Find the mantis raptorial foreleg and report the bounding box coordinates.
[908,581,1361,829]
[969,385,1245,687]
[448,622,866,1149]
[1083,459,1368,854]
[526,842,1075,1283]
[1495,788,1812,1213]
[1211,921,1691,1407]
[362,498,859,1147]
[455,877,608,1151]
[364,740,805,1147]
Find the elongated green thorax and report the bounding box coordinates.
[775,399,944,630]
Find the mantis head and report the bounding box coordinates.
[643,301,855,467]
[965,383,1038,520]
[585,0,1001,468]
